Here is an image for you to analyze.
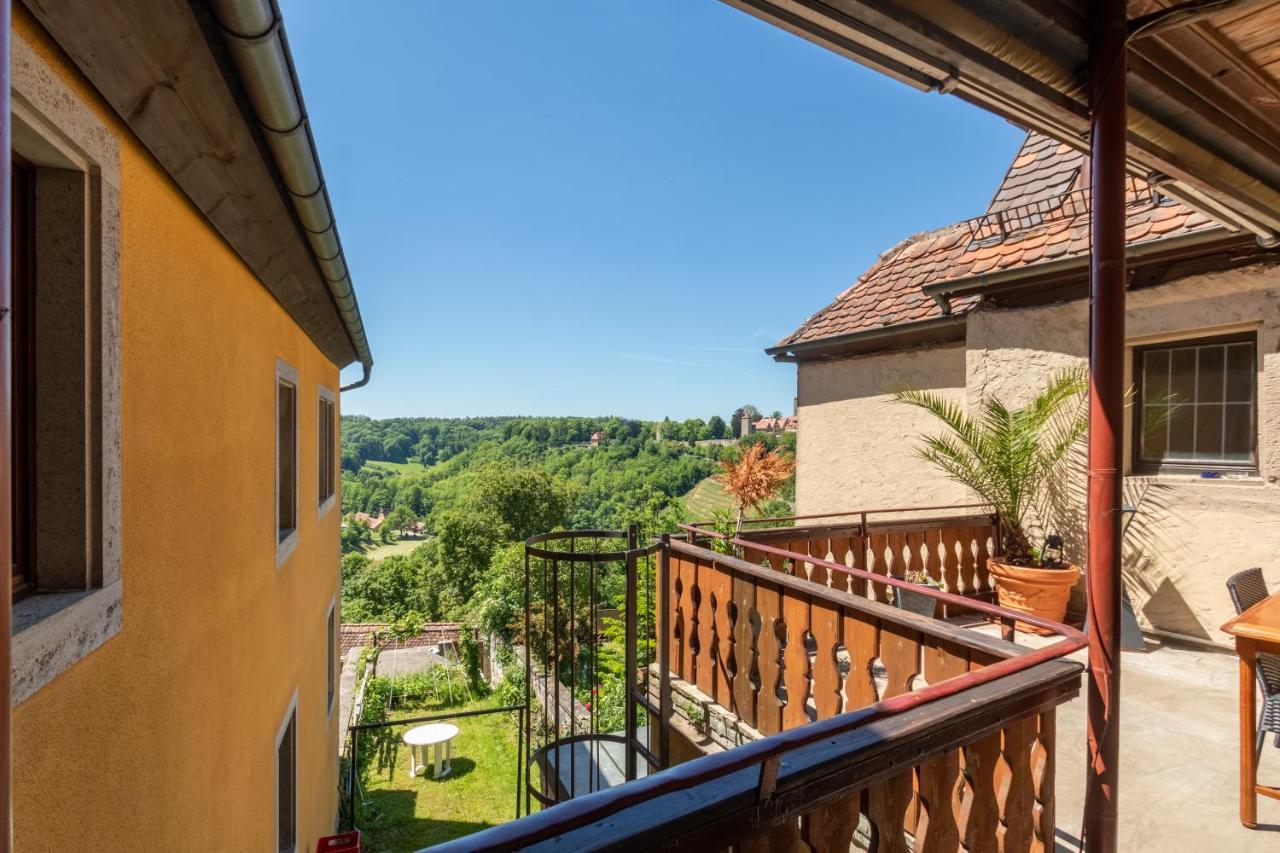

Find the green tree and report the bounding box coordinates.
[340,517,373,553]
[341,554,425,622]
[708,415,726,439]
[471,465,571,542]
[384,505,418,538]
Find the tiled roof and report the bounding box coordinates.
[776,132,1221,350]
[338,622,464,660]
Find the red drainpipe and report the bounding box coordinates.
[0,1,12,848]
[1085,1,1127,851]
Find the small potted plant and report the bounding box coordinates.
[891,569,945,618]
[892,369,1086,631]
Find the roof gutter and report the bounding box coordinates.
[765,314,967,362]
[209,0,373,391]
[922,226,1235,313]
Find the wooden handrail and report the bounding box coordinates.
[439,536,1086,851]
[484,658,1079,851]
[683,502,994,529]
[666,539,1023,660]
[429,620,1081,851]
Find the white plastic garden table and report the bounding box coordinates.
[403,722,459,779]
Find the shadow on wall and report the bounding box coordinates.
[1040,445,1209,640]
[799,344,966,408]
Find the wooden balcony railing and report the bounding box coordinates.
[685,503,1002,607]
[439,515,1085,852]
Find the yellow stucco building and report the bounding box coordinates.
[7,2,371,849]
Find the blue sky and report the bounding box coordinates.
[280,0,1024,421]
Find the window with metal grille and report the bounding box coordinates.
[1135,334,1256,471]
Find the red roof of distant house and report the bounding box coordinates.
[775,133,1220,350]
[353,511,385,530]
[753,416,797,431]
[338,622,465,661]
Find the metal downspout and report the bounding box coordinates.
[0,1,11,847]
[1085,1,1127,850]
[208,0,373,391]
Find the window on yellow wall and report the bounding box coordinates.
[277,360,299,559]
[327,604,336,712]
[318,390,336,508]
[276,701,297,853]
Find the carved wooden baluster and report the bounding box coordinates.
[754,579,784,736]
[941,526,961,598]
[869,622,921,851]
[740,818,802,853]
[975,523,995,597]
[924,527,943,584]
[829,535,852,594]
[850,533,868,599]
[958,529,978,601]
[915,638,969,851]
[842,611,879,710]
[904,531,924,579]
[805,788,863,853]
[680,555,698,683]
[998,715,1037,853]
[692,559,715,698]
[671,556,686,680]
[958,729,1002,853]
[879,622,921,700]
[1032,710,1056,853]
[706,559,734,708]
[866,533,888,603]
[887,532,907,582]
[868,770,914,853]
[810,598,841,720]
[786,538,810,581]
[809,536,831,587]
[731,571,758,728]
[781,589,811,730]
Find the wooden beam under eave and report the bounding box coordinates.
[716,0,1280,234]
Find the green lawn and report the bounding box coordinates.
[363,534,430,562]
[357,696,524,851]
[365,460,429,475]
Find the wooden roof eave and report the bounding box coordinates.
[765,314,967,363]
[719,0,1280,242]
[22,0,362,369]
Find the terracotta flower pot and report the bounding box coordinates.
[987,559,1080,634]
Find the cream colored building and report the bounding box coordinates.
[769,132,1280,644]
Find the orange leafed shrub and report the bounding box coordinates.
[715,443,793,521]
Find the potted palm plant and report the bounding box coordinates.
[892,369,1087,630]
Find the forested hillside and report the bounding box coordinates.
[337,413,794,632]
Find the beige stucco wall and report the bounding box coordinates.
[795,260,1280,643]
[795,344,973,511]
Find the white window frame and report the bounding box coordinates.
[9,30,123,705]
[317,384,337,519]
